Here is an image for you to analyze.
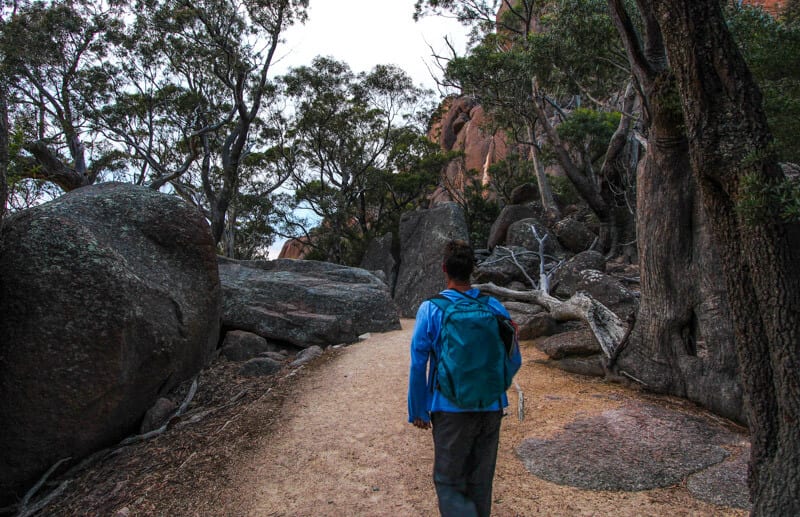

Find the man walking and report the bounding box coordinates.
[408,240,521,517]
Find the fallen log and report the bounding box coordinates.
[474,282,627,358]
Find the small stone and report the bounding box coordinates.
[239,357,282,377]
[290,346,323,367]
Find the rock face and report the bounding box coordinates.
[219,258,400,347]
[393,203,470,317]
[277,236,311,259]
[428,97,512,205]
[359,232,397,291]
[487,204,541,250]
[553,217,597,254]
[0,183,220,505]
[506,218,563,257]
[473,245,540,287]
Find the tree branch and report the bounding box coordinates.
[474,282,628,358]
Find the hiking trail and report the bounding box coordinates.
[217,320,747,516]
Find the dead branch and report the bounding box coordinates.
[119,377,199,447]
[14,457,71,516]
[474,282,627,358]
[16,481,71,517]
[496,245,537,288]
[512,381,525,422]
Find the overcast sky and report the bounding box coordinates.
[267,1,469,258]
[275,0,469,90]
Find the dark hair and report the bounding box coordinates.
[443,240,474,282]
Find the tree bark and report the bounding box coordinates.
[21,141,92,192]
[607,0,741,423]
[0,89,8,221]
[647,1,800,513]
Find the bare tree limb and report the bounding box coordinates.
[474,282,627,358]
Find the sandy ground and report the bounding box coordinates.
[216,320,748,517]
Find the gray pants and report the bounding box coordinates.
[431,410,503,517]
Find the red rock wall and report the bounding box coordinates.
[277,236,311,259]
[428,96,514,204]
[744,0,784,14]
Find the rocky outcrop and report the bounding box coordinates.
[553,217,598,254]
[506,218,564,257]
[428,97,512,205]
[359,232,397,290]
[473,245,540,287]
[277,236,312,259]
[486,204,542,250]
[0,183,220,505]
[219,258,400,347]
[393,203,470,317]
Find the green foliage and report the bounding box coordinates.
[280,57,440,265]
[557,109,621,165]
[486,152,538,202]
[1,0,126,197]
[529,0,630,97]
[459,170,502,248]
[737,170,800,224]
[727,4,800,162]
[549,174,581,206]
[229,192,279,260]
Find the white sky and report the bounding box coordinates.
[275,0,469,90]
[267,0,469,258]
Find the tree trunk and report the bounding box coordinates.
[608,0,742,424]
[616,76,741,422]
[22,141,92,192]
[0,89,8,221]
[649,1,800,513]
[599,82,638,260]
[526,123,559,218]
[474,282,626,358]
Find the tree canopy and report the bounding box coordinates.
[276,57,443,264]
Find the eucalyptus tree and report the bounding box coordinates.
[0,0,126,200]
[645,1,800,513]
[726,3,800,164]
[91,0,308,250]
[278,57,440,265]
[418,0,636,254]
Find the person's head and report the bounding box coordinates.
[443,240,474,283]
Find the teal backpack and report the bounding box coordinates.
[430,292,518,409]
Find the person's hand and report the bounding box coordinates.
[412,418,431,430]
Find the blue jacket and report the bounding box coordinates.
[407,288,522,423]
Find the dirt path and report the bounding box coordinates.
[221,320,747,517]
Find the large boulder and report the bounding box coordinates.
[509,183,538,205]
[574,269,638,320]
[551,251,607,298]
[219,258,400,347]
[486,204,541,250]
[394,203,470,317]
[359,232,397,291]
[0,183,220,505]
[553,217,598,254]
[473,245,540,288]
[506,218,564,257]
